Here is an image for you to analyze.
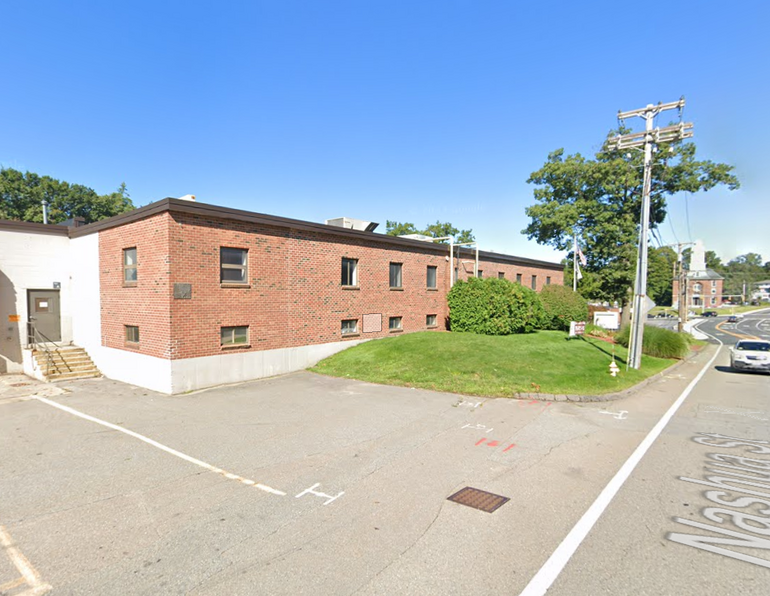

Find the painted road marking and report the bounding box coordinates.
[715,320,758,341]
[462,423,494,433]
[0,524,51,595]
[598,410,628,420]
[475,437,516,452]
[518,333,723,596]
[295,483,344,505]
[702,405,769,421]
[31,395,286,496]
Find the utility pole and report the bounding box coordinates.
[609,98,693,369]
[661,241,694,333]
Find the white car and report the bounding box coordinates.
[730,339,770,374]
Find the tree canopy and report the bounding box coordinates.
[386,220,475,244]
[0,168,134,224]
[523,129,739,304]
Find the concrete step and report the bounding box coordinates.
[32,345,101,382]
[48,371,102,381]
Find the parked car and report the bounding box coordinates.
[702,311,718,317]
[730,339,770,374]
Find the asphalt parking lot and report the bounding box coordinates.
[0,358,713,595]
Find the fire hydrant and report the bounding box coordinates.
[609,361,620,377]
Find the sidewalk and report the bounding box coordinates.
[0,373,65,401]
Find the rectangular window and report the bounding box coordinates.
[123,248,137,284]
[531,275,537,290]
[221,247,248,284]
[498,272,505,279]
[477,270,483,278]
[516,273,522,284]
[341,258,358,286]
[389,316,402,331]
[427,266,437,289]
[125,325,139,343]
[341,319,358,335]
[389,262,403,288]
[221,326,248,346]
[711,280,717,287]
[454,268,458,282]
[546,276,551,285]
[426,314,437,327]
[711,297,717,305]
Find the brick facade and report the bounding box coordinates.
[94,199,564,362]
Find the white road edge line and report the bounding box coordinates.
[519,327,722,596]
[31,395,286,496]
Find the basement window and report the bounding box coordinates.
[123,248,137,285]
[125,325,139,344]
[221,326,249,346]
[220,247,248,284]
[389,316,403,331]
[341,319,358,335]
[426,314,437,328]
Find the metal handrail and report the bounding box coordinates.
[27,322,72,375]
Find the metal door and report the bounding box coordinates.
[28,289,61,342]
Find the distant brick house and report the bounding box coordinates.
[671,240,724,309]
[0,198,563,393]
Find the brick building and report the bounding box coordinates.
[1,197,563,393]
[671,240,724,309]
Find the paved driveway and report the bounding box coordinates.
[0,352,738,595]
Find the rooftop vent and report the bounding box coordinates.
[178,194,196,202]
[325,217,378,232]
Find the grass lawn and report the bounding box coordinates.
[311,330,678,398]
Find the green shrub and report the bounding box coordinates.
[447,277,546,335]
[614,324,690,359]
[538,284,589,331]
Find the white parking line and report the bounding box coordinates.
[518,337,722,596]
[32,395,286,496]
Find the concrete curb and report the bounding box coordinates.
[509,343,714,403]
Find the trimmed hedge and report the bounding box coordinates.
[539,284,589,331]
[447,277,546,334]
[614,324,690,359]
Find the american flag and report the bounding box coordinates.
[576,244,587,267]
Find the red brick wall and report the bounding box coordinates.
[99,211,564,360]
[455,253,564,290]
[673,278,724,308]
[99,212,173,359]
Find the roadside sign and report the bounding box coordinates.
[569,321,586,337]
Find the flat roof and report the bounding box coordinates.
[0,219,70,236]
[44,198,561,271]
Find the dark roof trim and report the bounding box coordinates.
[0,219,70,236]
[68,197,563,270]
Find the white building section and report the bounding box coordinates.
[0,225,72,373]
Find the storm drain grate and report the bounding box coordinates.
[447,487,509,513]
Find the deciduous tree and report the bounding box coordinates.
[523,131,739,305]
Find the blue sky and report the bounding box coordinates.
[2,1,768,264]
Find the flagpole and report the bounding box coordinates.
[573,232,577,292]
